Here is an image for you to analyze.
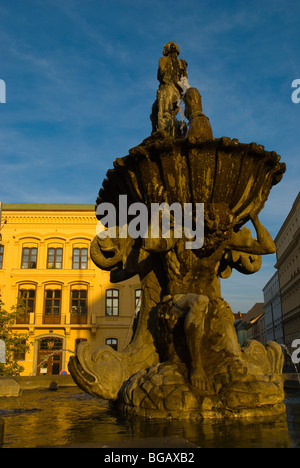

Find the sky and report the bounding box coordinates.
[0,0,299,313]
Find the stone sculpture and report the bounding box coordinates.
[151,41,189,137]
[69,43,286,420]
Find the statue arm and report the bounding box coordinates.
[110,267,137,283]
[180,59,188,78]
[157,57,168,84]
[228,215,276,255]
[251,215,276,254]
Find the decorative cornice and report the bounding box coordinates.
[3,203,95,211]
[2,214,97,225]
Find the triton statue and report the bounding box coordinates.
[69,42,286,420]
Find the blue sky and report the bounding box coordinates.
[0,0,299,313]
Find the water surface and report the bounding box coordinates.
[0,387,299,448]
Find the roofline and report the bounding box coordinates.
[2,203,96,211]
[262,270,279,292]
[275,192,300,243]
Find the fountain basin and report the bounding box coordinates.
[0,374,76,396]
[0,386,299,448]
[98,136,285,230]
[0,378,20,397]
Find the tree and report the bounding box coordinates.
[0,299,30,376]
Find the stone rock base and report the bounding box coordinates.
[116,362,286,421]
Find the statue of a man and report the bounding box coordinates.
[151,42,189,137]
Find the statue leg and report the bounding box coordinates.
[157,85,181,137]
[158,293,209,389]
[206,298,250,390]
[181,295,210,390]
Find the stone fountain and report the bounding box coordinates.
[69,42,286,421]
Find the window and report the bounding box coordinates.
[47,248,63,269]
[0,245,3,269]
[106,338,118,351]
[16,289,36,324]
[71,289,88,324]
[75,338,87,351]
[135,289,142,313]
[13,339,27,361]
[72,248,88,269]
[105,289,119,316]
[43,289,61,324]
[21,247,37,269]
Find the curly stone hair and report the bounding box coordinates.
[163,41,180,56]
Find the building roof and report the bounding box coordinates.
[233,312,246,320]
[236,303,264,329]
[262,270,279,293]
[2,203,95,211]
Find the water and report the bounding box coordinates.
[0,387,299,448]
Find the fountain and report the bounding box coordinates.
[69,42,286,421]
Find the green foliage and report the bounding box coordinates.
[0,299,31,376]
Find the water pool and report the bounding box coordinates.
[0,387,299,448]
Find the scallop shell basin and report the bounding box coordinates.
[97,136,286,230]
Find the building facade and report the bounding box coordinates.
[262,271,284,344]
[235,303,265,346]
[245,303,265,345]
[275,193,300,351]
[0,204,141,376]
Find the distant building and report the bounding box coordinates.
[275,192,300,352]
[235,303,265,346]
[0,204,141,376]
[262,271,284,344]
[233,312,246,321]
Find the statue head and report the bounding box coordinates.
[163,42,180,57]
[68,341,125,400]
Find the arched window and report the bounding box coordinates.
[105,289,119,316]
[106,338,118,351]
[47,246,63,269]
[21,246,38,269]
[17,287,36,324]
[72,246,88,269]
[70,285,88,324]
[43,286,62,324]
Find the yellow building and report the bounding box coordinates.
[0,204,141,376]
